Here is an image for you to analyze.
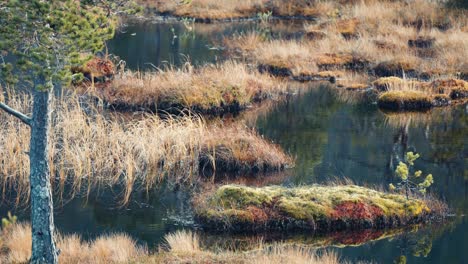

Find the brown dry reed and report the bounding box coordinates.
[0,90,292,205]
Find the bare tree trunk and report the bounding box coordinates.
[29,86,58,264]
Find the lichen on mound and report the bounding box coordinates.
[194,185,432,232]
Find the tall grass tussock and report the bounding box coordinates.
[0,90,292,204]
[0,223,145,264]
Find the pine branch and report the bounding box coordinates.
[0,102,32,127]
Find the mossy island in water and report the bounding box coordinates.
[195,185,445,232]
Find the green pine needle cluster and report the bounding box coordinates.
[0,0,136,90]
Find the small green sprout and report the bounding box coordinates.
[257,11,273,24]
[2,212,17,230]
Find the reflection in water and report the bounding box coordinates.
[256,84,467,263]
[107,21,220,70]
[107,20,305,70]
[1,83,466,263]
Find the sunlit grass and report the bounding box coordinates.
[97,61,287,114]
[0,224,342,263]
[0,223,145,264]
[138,0,335,20]
[224,0,467,83]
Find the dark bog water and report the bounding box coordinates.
[5,85,466,263]
[3,22,467,263]
[107,19,304,70]
[255,86,467,263]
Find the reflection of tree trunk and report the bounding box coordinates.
[389,119,410,172]
[30,87,58,264]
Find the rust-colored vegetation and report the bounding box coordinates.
[71,56,115,82]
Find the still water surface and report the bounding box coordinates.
[3,21,467,263]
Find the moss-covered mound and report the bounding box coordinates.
[194,185,432,232]
[377,91,432,111]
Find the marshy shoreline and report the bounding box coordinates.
[1,0,466,263]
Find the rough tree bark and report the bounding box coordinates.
[29,85,58,264]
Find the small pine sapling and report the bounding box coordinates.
[389,152,434,199]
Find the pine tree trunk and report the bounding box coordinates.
[29,87,58,264]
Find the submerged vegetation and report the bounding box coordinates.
[194,184,443,232]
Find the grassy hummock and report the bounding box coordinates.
[377,90,433,111]
[194,184,435,232]
[92,61,286,115]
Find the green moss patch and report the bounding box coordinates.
[194,185,433,232]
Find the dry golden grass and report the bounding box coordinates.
[222,1,467,111]
[200,124,293,174]
[163,230,201,253]
[154,230,342,264]
[1,222,32,263]
[377,81,434,111]
[226,0,467,82]
[0,223,145,264]
[0,225,343,263]
[138,0,336,20]
[0,90,292,204]
[140,0,266,20]
[337,72,370,90]
[98,61,286,113]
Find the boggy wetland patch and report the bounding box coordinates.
[1,1,467,263]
